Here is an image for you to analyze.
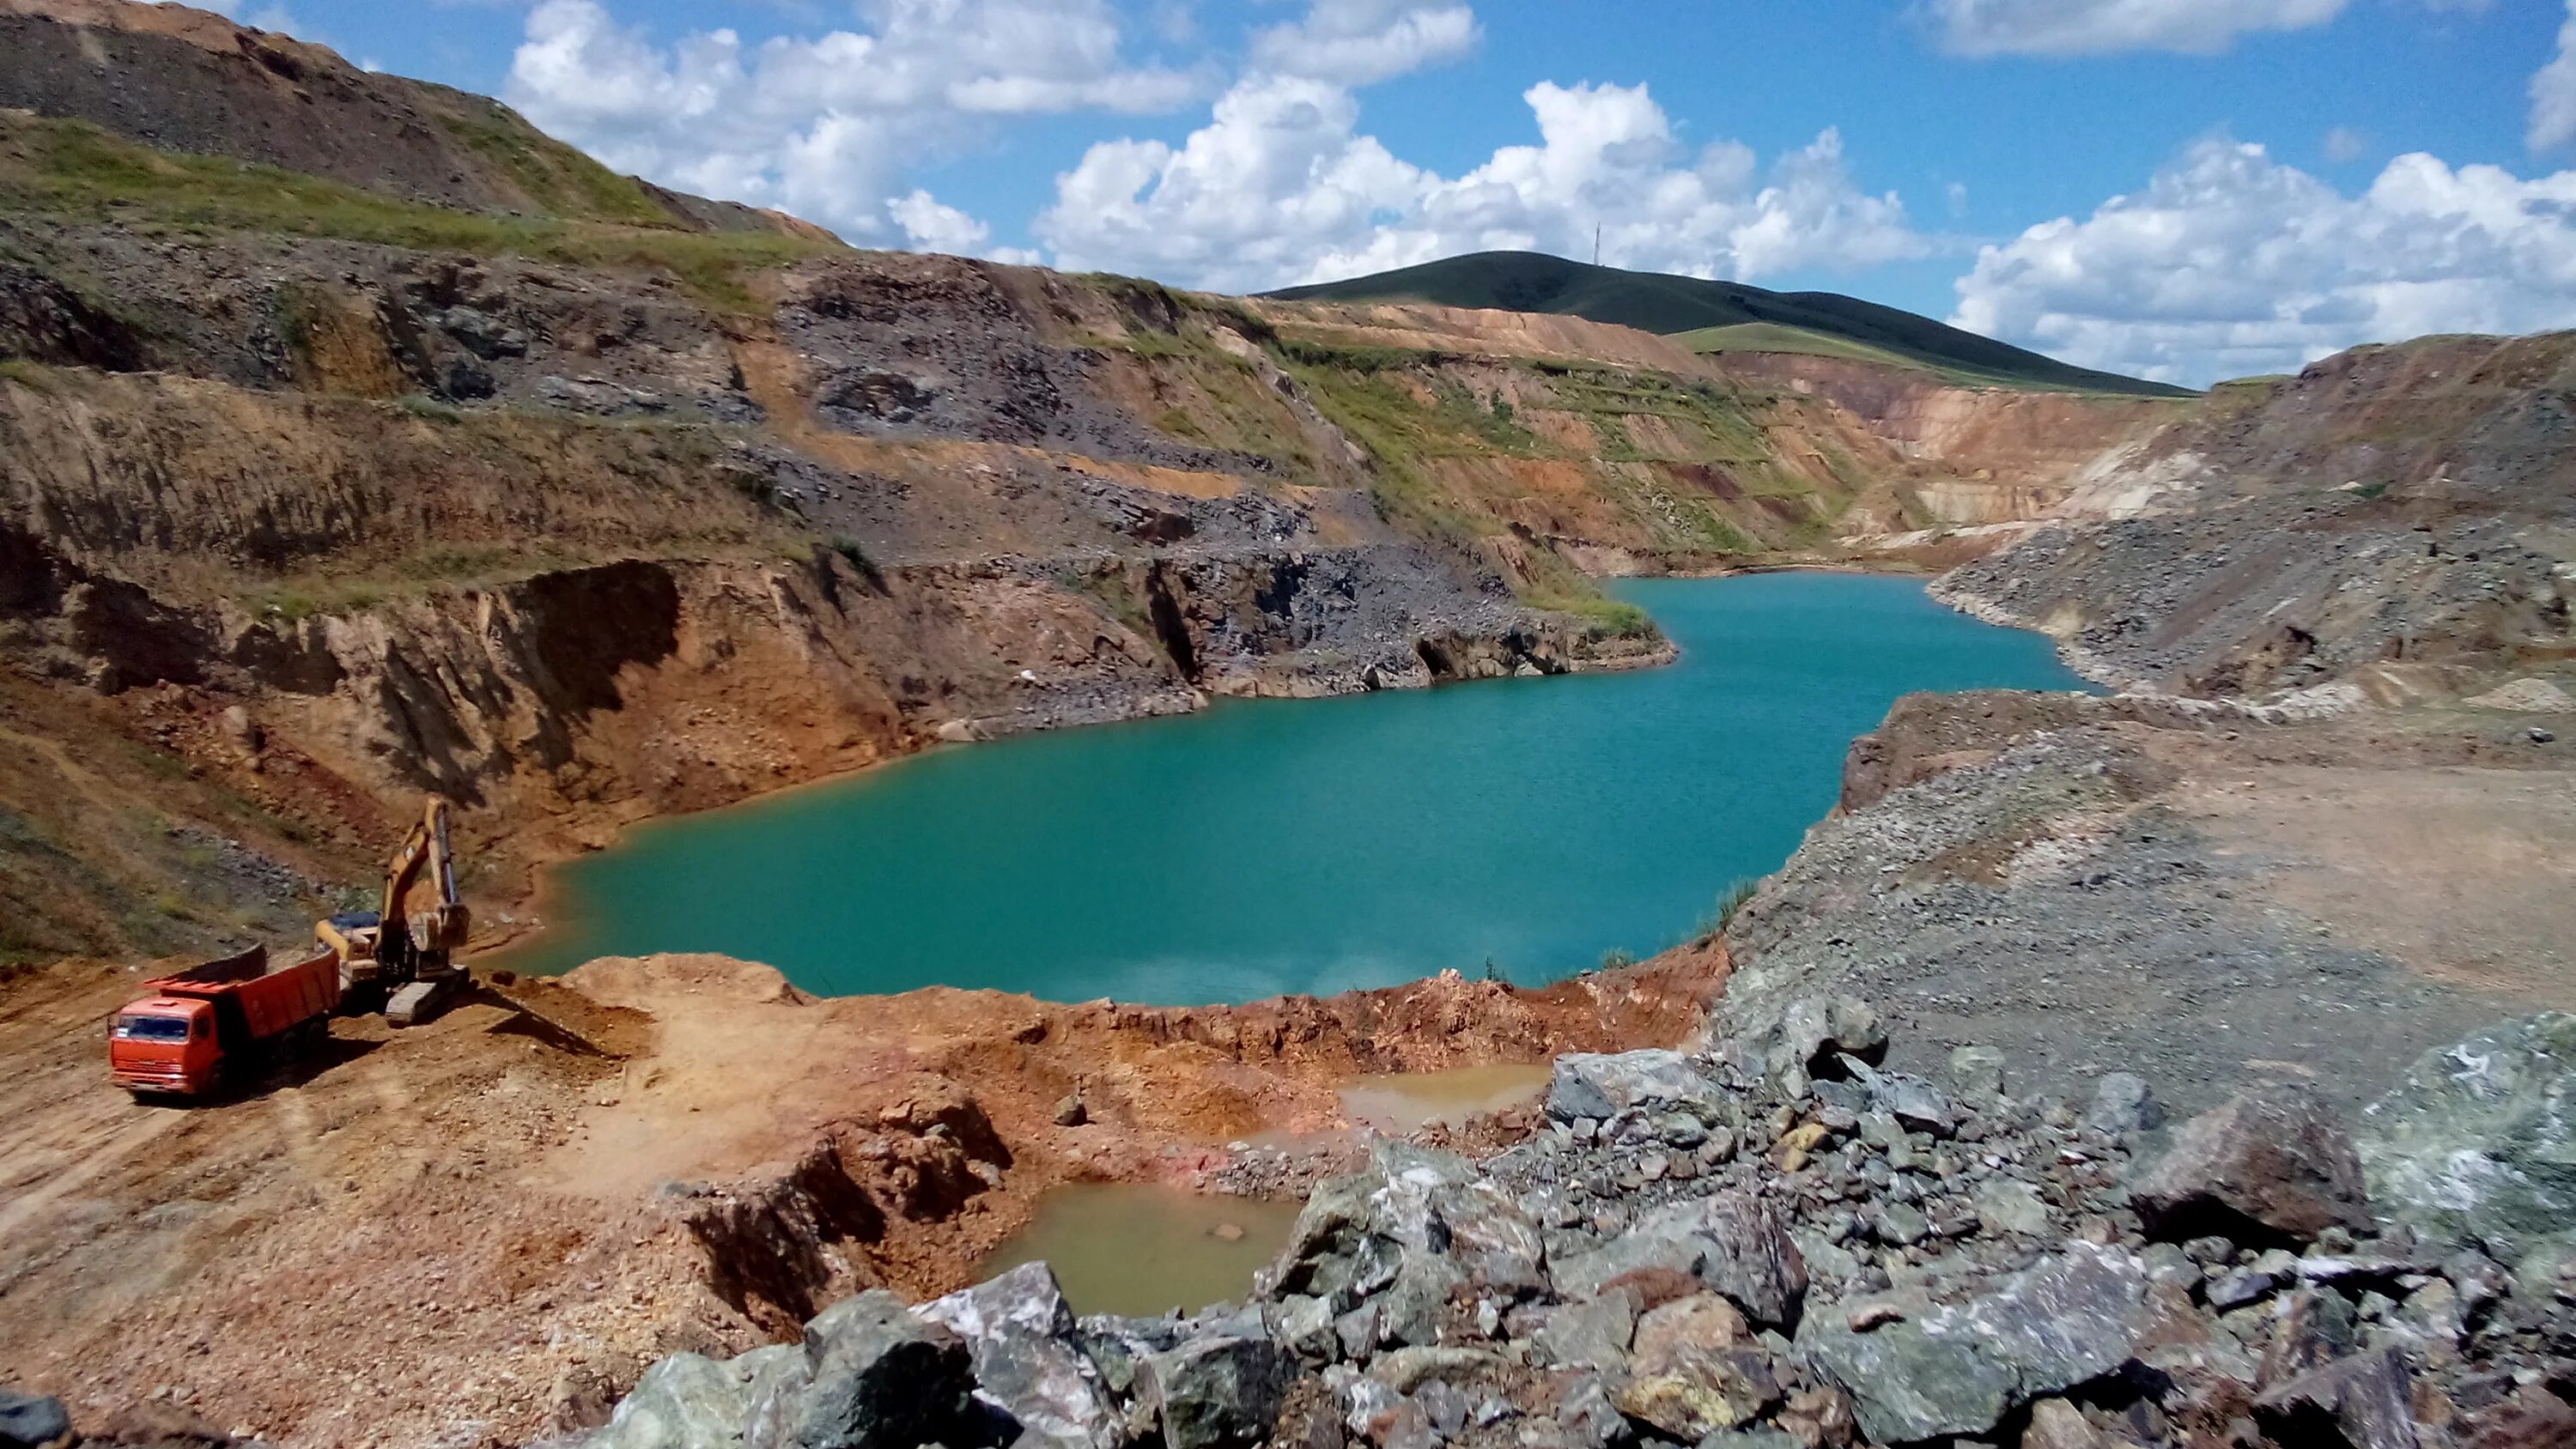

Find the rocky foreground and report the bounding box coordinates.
[336,997,2576,1449]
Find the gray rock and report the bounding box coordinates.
[1875,1202,1931,1247]
[2252,1345,2421,1449]
[1844,1058,1955,1138]
[1971,1179,2052,1238]
[1139,1337,1297,1449]
[1275,1294,1340,1367]
[2087,1073,2165,1135]
[1552,1374,1625,1449]
[1273,1144,1545,1318]
[1795,1310,2014,1445]
[1949,1046,2007,1100]
[1547,1051,1727,1125]
[1533,1289,1639,1373]
[769,1288,979,1449]
[0,1391,71,1449]
[1552,1226,1705,1304]
[915,1262,1121,1449]
[1078,1315,1196,1398]
[1570,1192,1807,1330]
[1712,992,1886,1094]
[1797,1244,2150,1445]
[2355,1012,2576,1285]
[2141,1243,2197,1290]
[2204,1267,2279,1312]
[1696,1431,1800,1449]
[2129,1083,2372,1246]
[1334,1304,1382,1362]
[590,1352,764,1449]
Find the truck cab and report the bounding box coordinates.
[109,997,220,1095]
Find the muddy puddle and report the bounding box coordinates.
[1337,1061,1552,1134]
[976,1184,1303,1318]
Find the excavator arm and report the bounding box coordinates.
[318,796,472,1026]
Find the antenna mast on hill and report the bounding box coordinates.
[1593,226,1601,267]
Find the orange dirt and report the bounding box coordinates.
[0,943,1725,1448]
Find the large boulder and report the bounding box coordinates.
[2252,1346,2421,1449]
[750,1289,981,1449]
[1611,1295,1781,1440]
[1708,992,1886,1094]
[2129,1084,2372,1246]
[1135,1336,1297,1449]
[2356,1013,2576,1286]
[0,1391,70,1449]
[916,1262,1122,1449]
[1546,1050,1728,1125]
[1268,1144,1545,1343]
[1797,1245,2152,1445]
[587,1349,801,1449]
[1552,1192,1807,1329]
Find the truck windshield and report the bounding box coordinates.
[115,1015,192,1043]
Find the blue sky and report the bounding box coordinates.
[200,0,2576,385]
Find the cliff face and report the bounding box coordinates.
[1935,334,2576,697]
[1707,351,2186,530]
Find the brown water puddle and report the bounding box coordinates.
[975,1184,1303,1318]
[1336,1061,1552,1133]
[978,1063,1555,1316]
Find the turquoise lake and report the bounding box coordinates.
[496,574,2084,1003]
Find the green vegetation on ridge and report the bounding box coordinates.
[0,114,843,312]
[1267,251,2194,398]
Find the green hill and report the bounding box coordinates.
[1266,251,2194,398]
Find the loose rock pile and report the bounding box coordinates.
[556,1004,2576,1449]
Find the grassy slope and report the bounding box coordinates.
[1673,321,2153,397]
[1268,251,2196,399]
[0,113,842,312]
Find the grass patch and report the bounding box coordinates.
[1274,335,1421,375]
[1698,877,1761,941]
[1527,588,1657,640]
[434,103,671,226]
[0,357,61,391]
[1431,379,1540,452]
[0,114,841,313]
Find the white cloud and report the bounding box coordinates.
[1036,76,1928,294]
[2323,125,2366,163]
[1951,138,2576,385]
[1249,0,1479,87]
[2532,1,2576,150]
[1923,0,2346,56]
[890,188,1041,264]
[504,0,1204,246]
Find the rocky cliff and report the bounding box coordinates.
[1934,334,2576,700]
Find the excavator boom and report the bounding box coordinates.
[318,796,471,1027]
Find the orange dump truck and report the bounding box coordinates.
[107,944,342,1097]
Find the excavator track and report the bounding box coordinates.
[384,975,461,1029]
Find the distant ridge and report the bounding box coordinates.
[1267,251,2194,398]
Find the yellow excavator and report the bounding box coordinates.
[317,796,473,1027]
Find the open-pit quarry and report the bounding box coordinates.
[3,5,2575,1448]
